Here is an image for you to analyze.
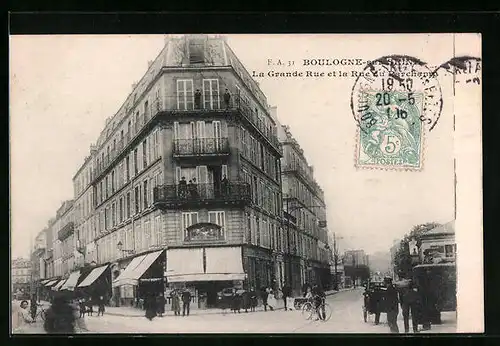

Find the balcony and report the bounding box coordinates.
[283,163,323,196]
[173,138,230,158]
[153,182,251,209]
[58,221,75,241]
[91,92,282,184]
[164,94,281,154]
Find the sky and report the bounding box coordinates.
[10,34,457,259]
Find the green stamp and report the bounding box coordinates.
[355,90,424,170]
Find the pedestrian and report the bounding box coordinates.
[171,290,181,316]
[44,294,88,334]
[85,298,93,316]
[399,280,420,333]
[223,89,231,108]
[260,287,269,311]
[267,289,276,311]
[144,294,157,321]
[302,282,311,298]
[178,177,187,198]
[78,299,85,318]
[231,289,242,313]
[194,89,202,109]
[312,284,326,321]
[384,278,400,333]
[97,296,105,316]
[250,287,258,312]
[181,289,192,316]
[282,284,292,311]
[241,289,251,313]
[30,294,38,320]
[13,300,35,333]
[156,293,165,317]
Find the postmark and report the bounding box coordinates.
[350,55,443,170]
[433,56,481,87]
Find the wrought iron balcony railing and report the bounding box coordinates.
[58,222,75,241]
[91,92,282,183]
[153,182,251,208]
[173,138,230,157]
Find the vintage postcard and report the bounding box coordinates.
[10,34,482,334]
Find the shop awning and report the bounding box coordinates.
[78,265,109,288]
[52,280,66,291]
[167,247,246,283]
[166,248,204,283]
[40,279,49,284]
[44,279,59,287]
[112,250,164,287]
[60,271,81,291]
[168,273,247,282]
[132,250,164,283]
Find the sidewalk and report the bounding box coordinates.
[104,288,353,318]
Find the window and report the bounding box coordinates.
[143,180,148,208]
[202,79,220,109]
[119,197,123,223]
[256,216,260,245]
[142,140,148,168]
[182,212,198,240]
[176,80,194,110]
[104,207,109,230]
[111,202,116,227]
[126,192,131,219]
[111,170,115,193]
[133,149,138,175]
[134,186,140,214]
[189,39,205,64]
[208,211,225,239]
[144,100,149,118]
[104,177,108,199]
[125,157,130,182]
[246,213,252,243]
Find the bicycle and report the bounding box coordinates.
[33,304,47,322]
[301,296,332,322]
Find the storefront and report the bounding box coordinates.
[112,249,166,307]
[166,246,246,308]
[77,264,112,303]
[243,246,274,291]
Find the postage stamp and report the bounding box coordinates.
[351,55,443,170]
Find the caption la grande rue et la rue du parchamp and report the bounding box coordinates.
[252,58,416,78]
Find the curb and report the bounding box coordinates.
[103,290,354,318]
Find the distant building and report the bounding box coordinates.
[344,250,369,267]
[11,258,31,296]
[419,221,455,264]
[279,123,330,292]
[31,229,47,298]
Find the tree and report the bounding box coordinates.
[393,222,442,279]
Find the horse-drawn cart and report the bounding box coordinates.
[362,281,387,323]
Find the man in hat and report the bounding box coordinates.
[384,277,400,333]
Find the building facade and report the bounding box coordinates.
[12,258,31,296]
[29,34,332,308]
[279,124,330,293]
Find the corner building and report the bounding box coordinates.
[74,35,283,308]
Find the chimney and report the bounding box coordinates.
[148,60,153,67]
[132,82,138,89]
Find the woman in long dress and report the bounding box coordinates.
[267,289,277,311]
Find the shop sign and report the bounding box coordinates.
[185,223,224,242]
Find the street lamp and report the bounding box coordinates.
[117,241,135,256]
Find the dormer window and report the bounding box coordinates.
[189,38,205,64]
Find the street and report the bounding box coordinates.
[12,288,457,334]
